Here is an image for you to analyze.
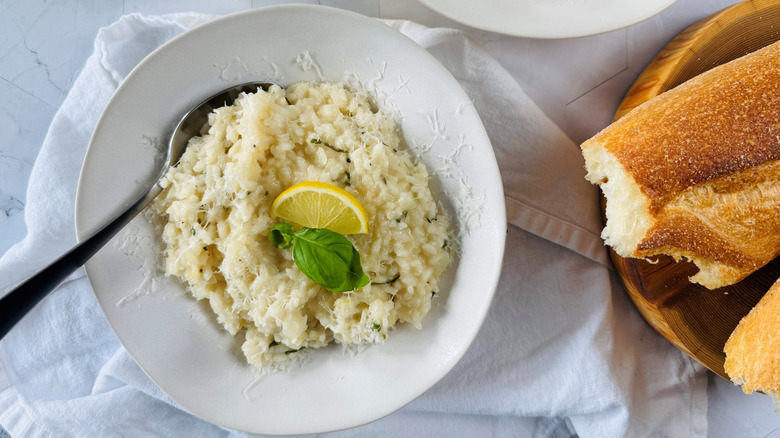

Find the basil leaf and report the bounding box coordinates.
[346,245,370,290]
[292,227,369,292]
[270,222,294,249]
[269,224,370,292]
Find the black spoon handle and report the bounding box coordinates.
[0,184,161,340]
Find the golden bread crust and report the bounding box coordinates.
[725,278,780,400]
[582,40,780,288]
[638,159,780,286]
[588,41,780,208]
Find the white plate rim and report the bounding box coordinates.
[418,0,679,39]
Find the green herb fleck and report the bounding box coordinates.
[285,347,305,354]
[270,223,370,292]
[269,340,280,348]
[190,228,196,236]
[345,171,351,185]
[442,240,448,249]
[371,323,381,332]
[310,138,347,153]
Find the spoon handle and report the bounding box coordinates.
[0,185,161,340]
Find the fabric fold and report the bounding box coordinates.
[506,196,609,267]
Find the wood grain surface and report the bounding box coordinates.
[609,0,780,379]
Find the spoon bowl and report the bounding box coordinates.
[0,81,276,340]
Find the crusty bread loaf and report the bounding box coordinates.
[581,41,780,289]
[725,278,780,409]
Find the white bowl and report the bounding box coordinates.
[76,5,506,434]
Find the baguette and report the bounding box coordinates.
[724,278,780,409]
[581,41,780,289]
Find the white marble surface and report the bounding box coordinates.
[1,0,779,436]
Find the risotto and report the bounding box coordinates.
[152,81,451,369]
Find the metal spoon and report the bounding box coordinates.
[0,81,276,340]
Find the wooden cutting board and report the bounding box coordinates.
[609,0,780,380]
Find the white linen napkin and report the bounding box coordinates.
[0,12,708,438]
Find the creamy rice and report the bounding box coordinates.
[152,81,451,369]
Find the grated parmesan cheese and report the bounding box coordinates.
[151,81,451,370]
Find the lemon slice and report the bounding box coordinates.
[271,181,368,234]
